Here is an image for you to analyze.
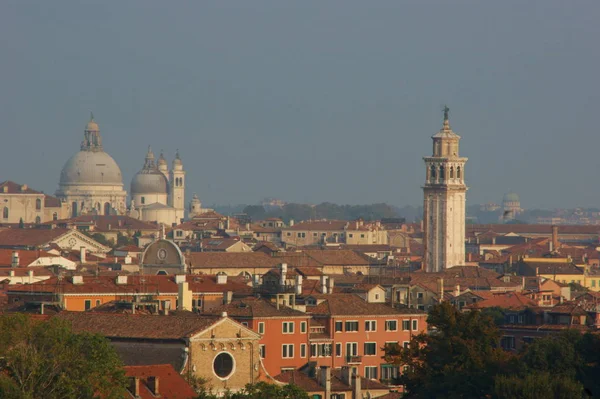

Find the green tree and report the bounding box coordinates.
[495,372,583,399]
[116,232,134,247]
[242,205,266,221]
[91,232,110,247]
[197,382,309,399]
[0,314,127,399]
[384,302,515,398]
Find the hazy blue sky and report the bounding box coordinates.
[1,1,599,209]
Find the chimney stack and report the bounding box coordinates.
[454,284,460,297]
[295,274,303,295]
[320,366,331,399]
[320,275,328,294]
[148,376,159,396]
[437,278,444,303]
[11,251,19,268]
[327,277,334,294]
[80,247,86,264]
[552,225,559,251]
[352,370,361,399]
[280,263,288,286]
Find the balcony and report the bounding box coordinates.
[345,355,362,364]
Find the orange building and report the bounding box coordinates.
[7,274,252,312]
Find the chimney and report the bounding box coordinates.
[252,274,261,288]
[280,263,288,286]
[327,277,334,294]
[115,275,128,285]
[80,247,86,264]
[224,291,233,304]
[320,366,331,399]
[28,270,34,284]
[352,370,361,399]
[9,270,15,277]
[175,274,186,284]
[552,226,559,251]
[289,219,294,227]
[216,272,228,284]
[11,251,19,268]
[178,281,192,311]
[148,376,159,396]
[295,274,303,295]
[128,377,140,398]
[437,278,444,303]
[320,275,328,294]
[454,284,460,297]
[71,275,83,285]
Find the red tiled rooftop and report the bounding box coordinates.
[123,364,196,399]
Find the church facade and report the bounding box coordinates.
[422,107,468,272]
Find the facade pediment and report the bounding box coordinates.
[52,229,111,254]
[190,317,261,342]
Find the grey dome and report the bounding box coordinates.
[131,170,169,194]
[59,150,123,186]
[503,192,520,203]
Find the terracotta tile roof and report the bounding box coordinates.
[0,249,56,266]
[309,294,425,317]
[302,250,382,266]
[115,245,143,252]
[43,195,62,208]
[7,274,252,295]
[0,181,43,194]
[189,252,280,269]
[56,312,221,340]
[283,220,349,231]
[123,364,196,399]
[207,297,309,318]
[518,261,584,276]
[0,266,55,278]
[0,228,71,248]
[468,224,600,236]
[275,368,389,392]
[464,291,538,310]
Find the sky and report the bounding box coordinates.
[1,1,599,209]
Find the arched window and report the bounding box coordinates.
[450,166,454,179]
[430,165,436,179]
[3,207,8,219]
[457,167,462,179]
[35,198,42,210]
[439,165,445,181]
[35,216,41,224]
[53,212,58,221]
[72,202,78,217]
[104,202,111,216]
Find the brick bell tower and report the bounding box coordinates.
[423,106,468,272]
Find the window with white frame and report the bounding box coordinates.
[300,321,307,333]
[335,343,342,357]
[259,344,266,358]
[345,321,359,332]
[412,319,418,331]
[282,322,295,334]
[365,320,376,331]
[335,321,343,332]
[346,342,358,357]
[381,365,399,380]
[258,322,265,334]
[385,320,398,331]
[364,342,377,356]
[282,344,294,358]
[365,366,378,379]
[402,320,410,331]
[300,344,307,358]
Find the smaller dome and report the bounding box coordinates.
[158,151,167,166]
[503,192,520,203]
[131,170,169,194]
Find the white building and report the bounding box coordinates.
[56,114,128,216]
[422,107,468,272]
[129,147,186,226]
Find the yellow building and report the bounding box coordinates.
[518,257,600,292]
[0,181,69,224]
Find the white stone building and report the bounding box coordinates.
[422,107,468,272]
[129,147,186,226]
[55,115,128,216]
